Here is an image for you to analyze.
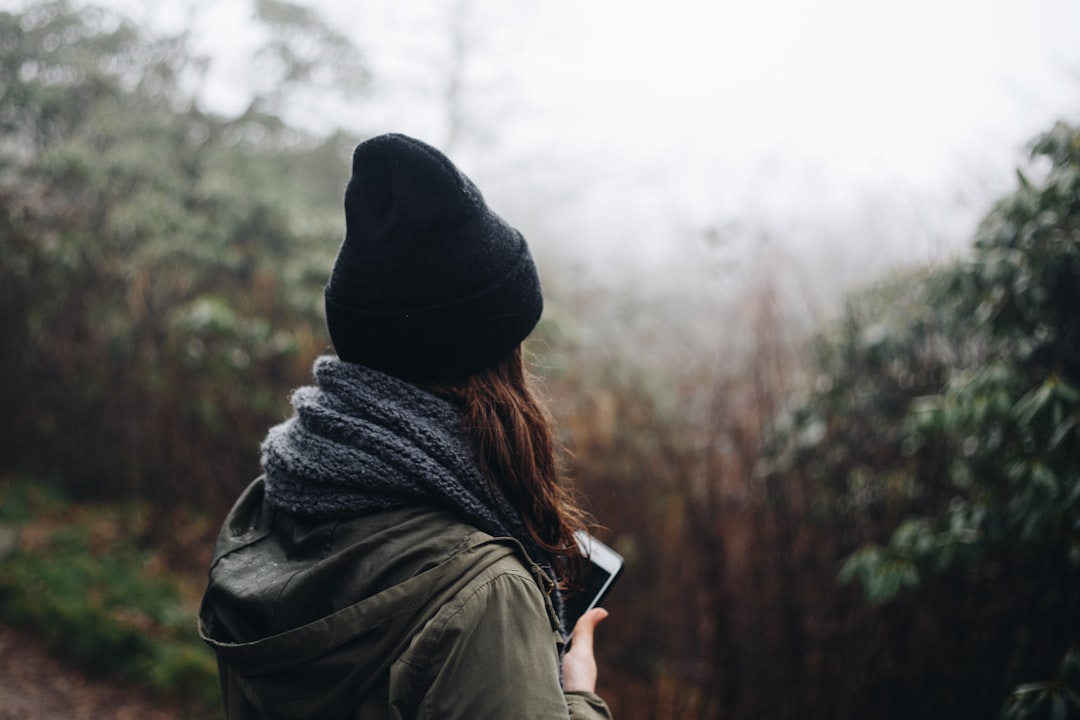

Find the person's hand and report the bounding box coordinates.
[563,607,609,694]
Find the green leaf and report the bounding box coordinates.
[1014,381,1054,426]
[1048,417,1076,451]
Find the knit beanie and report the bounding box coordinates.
[324,133,543,381]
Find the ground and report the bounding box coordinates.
[0,624,185,720]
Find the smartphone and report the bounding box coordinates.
[563,530,624,633]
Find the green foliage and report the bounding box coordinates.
[0,480,219,712]
[1001,651,1080,720]
[763,266,978,527]
[765,120,1080,715]
[0,475,68,522]
[0,1,355,513]
[840,122,1080,590]
[838,524,926,602]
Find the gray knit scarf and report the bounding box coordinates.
[261,355,560,599]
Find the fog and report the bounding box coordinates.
[4,4,1077,716]
[27,0,1080,299]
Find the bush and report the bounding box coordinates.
[763,121,1080,718]
[0,478,220,713]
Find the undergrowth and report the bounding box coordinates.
[0,476,220,716]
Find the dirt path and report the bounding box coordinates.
[0,624,188,720]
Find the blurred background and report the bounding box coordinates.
[0,0,1078,717]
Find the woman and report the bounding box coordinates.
[199,133,613,719]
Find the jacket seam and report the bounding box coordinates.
[414,569,542,720]
[206,481,276,574]
[268,520,343,633]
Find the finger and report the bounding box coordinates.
[570,607,609,652]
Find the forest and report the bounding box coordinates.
[0,1,1078,718]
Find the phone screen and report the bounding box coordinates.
[563,532,624,632]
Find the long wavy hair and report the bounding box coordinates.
[425,344,590,583]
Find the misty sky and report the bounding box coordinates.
[183,0,1080,272]
[13,0,1080,284]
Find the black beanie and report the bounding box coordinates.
[324,133,543,381]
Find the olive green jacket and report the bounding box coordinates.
[199,479,612,719]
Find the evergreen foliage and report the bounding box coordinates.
[765,121,1080,716]
[0,477,219,713]
[0,1,355,520]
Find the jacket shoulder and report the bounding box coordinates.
[391,556,568,719]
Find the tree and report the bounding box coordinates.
[764,120,1080,717]
[0,1,357,534]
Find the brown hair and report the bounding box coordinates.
[425,344,590,583]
